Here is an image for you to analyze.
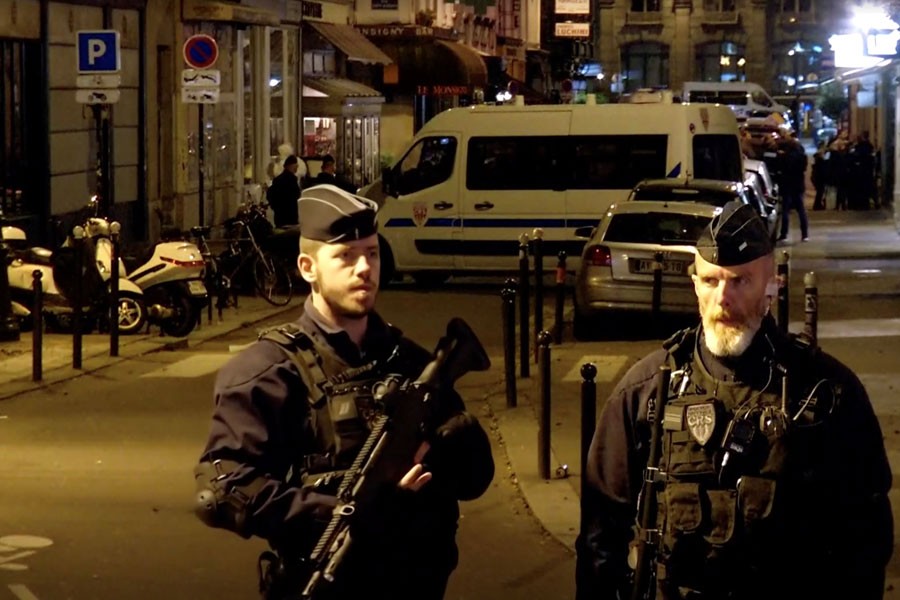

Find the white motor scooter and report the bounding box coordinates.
[111,223,208,337]
[3,223,147,335]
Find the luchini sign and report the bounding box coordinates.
[183,34,219,69]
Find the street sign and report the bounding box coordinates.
[181,88,219,104]
[183,34,219,70]
[76,74,122,89]
[181,69,221,87]
[75,89,121,105]
[77,30,121,73]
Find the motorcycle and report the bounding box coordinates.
[3,223,147,335]
[116,226,207,338]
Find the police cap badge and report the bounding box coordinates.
[299,184,378,243]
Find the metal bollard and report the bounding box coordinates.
[109,222,121,357]
[803,271,818,346]
[532,228,544,363]
[518,232,530,379]
[651,250,664,324]
[501,281,517,408]
[580,362,597,482]
[776,251,790,334]
[72,226,85,369]
[32,270,43,382]
[554,251,567,344]
[538,330,552,480]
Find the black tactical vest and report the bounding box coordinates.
[653,327,837,596]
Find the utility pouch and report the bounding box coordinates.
[665,482,702,535]
[702,490,737,546]
[737,476,776,523]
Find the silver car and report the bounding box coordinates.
[573,201,720,339]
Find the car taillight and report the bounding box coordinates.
[586,245,611,267]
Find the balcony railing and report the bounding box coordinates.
[625,10,663,25]
[700,10,740,25]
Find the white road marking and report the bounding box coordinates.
[8,584,40,600]
[0,552,34,569]
[138,354,232,379]
[562,355,630,383]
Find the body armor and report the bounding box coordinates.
[653,328,837,596]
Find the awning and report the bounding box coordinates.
[379,39,488,94]
[307,22,393,65]
[303,77,384,115]
[182,0,280,26]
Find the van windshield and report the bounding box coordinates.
[750,90,773,107]
[693,134,743,182]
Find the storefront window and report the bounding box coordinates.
[621,42,669,92]
[771,41,830,94]
[0,40,31,218]
[696,41,746,82]
[303,117,337,157]
[243,31,254,183]
[270,29,284,158]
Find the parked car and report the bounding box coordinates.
[742,170,781,240]
[572,201,720,339]
[628,177,778,240]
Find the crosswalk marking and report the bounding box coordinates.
[139,354,232,379]
[792,318,900,339]
[8,585,39,600]
[562,355,630,383]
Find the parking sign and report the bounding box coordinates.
[77,30,121,73]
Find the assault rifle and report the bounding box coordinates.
[630,365,671,600]
[300,317,490,599]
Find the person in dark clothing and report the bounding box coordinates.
[811,142,828,210]
[194,184,494,600]
[266,155,301,227]
[313,154,357,193]
[575,201,893,600]
[775,136,809,241]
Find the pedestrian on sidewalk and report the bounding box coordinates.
[575,200,893,600]
[811,141,828,210]
[266,154,302,227]
[775,134,809,241]
[193,184,494,600]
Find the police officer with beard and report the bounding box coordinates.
[193,184,494,599]
[575,201,893,600]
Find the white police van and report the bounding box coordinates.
[681,82,791,124]
[364,101,743,283]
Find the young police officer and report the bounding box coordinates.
[194,184,494,599]
[576,201,893,600]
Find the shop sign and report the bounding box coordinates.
[358,25,435,38]
[555,22,590,37]
[555,0,589,15]
[417,84,471,96]
[372,0,398,9]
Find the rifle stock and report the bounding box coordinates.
[630,365,671,600]
[300,318,489,599]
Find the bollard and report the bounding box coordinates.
[109,221,121,357]
[537,330,552,480]
[776,251,790,334]
[579,362,597,483]
[532,228,544,363]
[803,271,818,346]
[32,270,43,382]
[518,232,530,379]
[72,226,85,369]
[651,250,664,324]
[554,251,567,344]
[501,281,517,408]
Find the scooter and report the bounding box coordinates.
[116,226,208,338]
[3,224,147,335]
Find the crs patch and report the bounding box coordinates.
[686,402,716,446]
[412,202,428,228]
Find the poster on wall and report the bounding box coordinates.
[555,0,589,15]
[372,0,398,9]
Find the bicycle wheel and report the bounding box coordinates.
[253,252,293,306]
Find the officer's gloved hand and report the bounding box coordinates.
[423,411,494,501]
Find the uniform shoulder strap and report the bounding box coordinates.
[259,323,329,407]
[662,326,697,367]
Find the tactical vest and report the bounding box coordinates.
[653,327,838,596]
[261,323,405,485]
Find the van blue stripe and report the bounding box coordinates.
[667,163,682,177]
[385,217,571,228]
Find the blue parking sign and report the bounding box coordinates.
[77,30,121,73]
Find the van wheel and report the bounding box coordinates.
[378,235,396,288]
[412,272,450,287]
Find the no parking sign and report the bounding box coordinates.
[183,34,218,70]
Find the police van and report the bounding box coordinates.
[364,102,743,283]
[681,81,791,124]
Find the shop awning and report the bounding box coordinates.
[182,0,280,26]
[303,77,385,115]
[379,39,488,94]
[307,22,393,65]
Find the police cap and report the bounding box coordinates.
[696,200,773,266]
[298,184,378,243]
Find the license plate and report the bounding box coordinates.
[188,280,208,296]
[634,259,686,275]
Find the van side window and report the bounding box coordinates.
[718,91,749,105]
[691,91,720,103]
[750,90,772,107]
[396,136,458,195]
[693,134,743,182]
[467,137,561,190]
[571,135,667,189]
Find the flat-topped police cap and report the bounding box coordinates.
[298,184,378,243]
[696,200,774,266]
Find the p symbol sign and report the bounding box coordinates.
[77,30,121,73]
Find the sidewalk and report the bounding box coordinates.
[0,295,299,402]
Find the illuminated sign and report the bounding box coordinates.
[555,22,590,37]
[555,0,589,15]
